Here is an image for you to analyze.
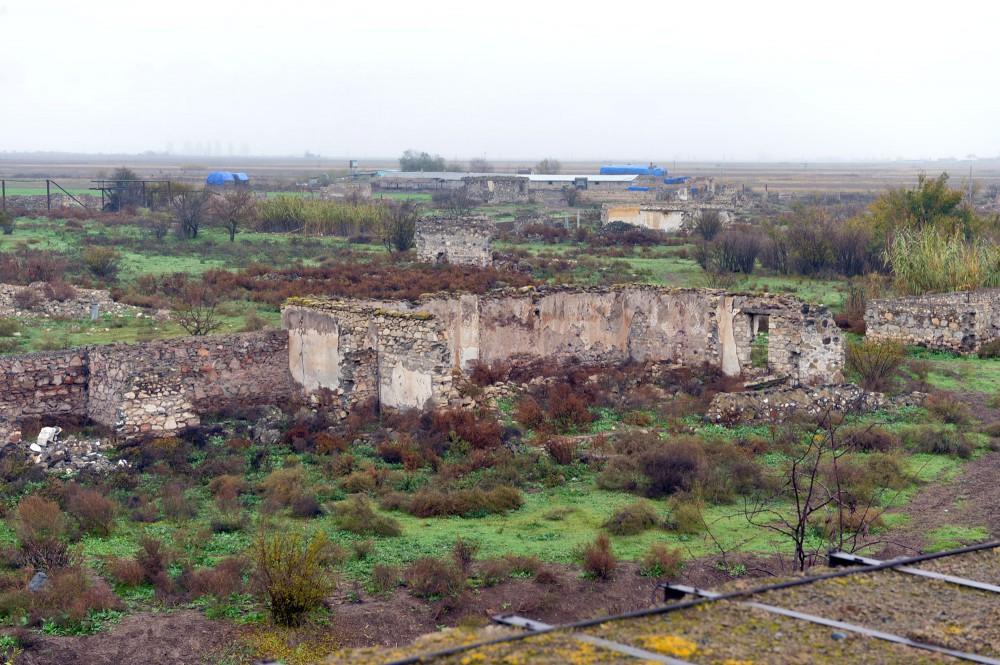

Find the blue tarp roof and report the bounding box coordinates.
[206,171,250,185]
[663,176,690,184]
[206,171,235,185]
[600,164,666,176]
[626,186,651,191]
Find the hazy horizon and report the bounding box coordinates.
[3,0,999,162]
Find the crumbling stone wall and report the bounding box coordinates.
[0,331,291,441]
[600,203,735,231]
[462,176,529,204]
[865,289,1000,353]
[415,217,495,267]
[283,300,454,415]
[0,283,134,319]
[283,286,844,411]
[0,349,88,432]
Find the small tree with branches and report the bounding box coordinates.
[171,186,211,239]
[743,408,896,571]
[172,284,222,336]
[211,188,258,242]
[380,200,419,253]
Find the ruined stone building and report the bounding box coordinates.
[282,286,844,413]
[461,176,529,204]
[600,203,736,232]
[0,332,292,443]
[866,288,999,353]
[415,217,495,267]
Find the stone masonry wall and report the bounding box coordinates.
[462,176,529,204]
[0,331,291,441]
[283,286,844,411]
[0,349,88,433]
[415,218,495,268]
[866,289,1000,353]
[283,300,454,414]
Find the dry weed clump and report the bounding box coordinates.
[579,533,617,580]
[253,532,335,626]
[602,501,662,536]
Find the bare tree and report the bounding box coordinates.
[172,284,222,336]
[432,189,476,216]
[171,186,211,239]
[687,209,724,241]
[380,200,420,253]
[743,410,892,571]
[535,158,561,174]
[211,189,258,242]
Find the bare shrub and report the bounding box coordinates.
[161,482,196,521]
[15,495,70,570]
[105,557,145,586]
[640,438,706,498]
[845,338,904,392]
[66,487,116,537]
[332,496,401,536]
[252,531,335,626]
[172,284,222,336]
[924,392,972,425]
[451,538,480,574]
[666,494,705,534]
[82,246,121,280]
[545,437,577,465]
[403,557,464,599]
[639,544,683,578]
[29,567,122,629]
[580,533,616,580]
[371,564,401,594]
[602,502,660,535]
[261,466,308,512]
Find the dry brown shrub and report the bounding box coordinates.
[403,557,465,599]
[105,558,145,587]
[580,533,616,580]
[545,437,577,465]
[261,466,308,511]
[513,396,545,430]
[639,544,683,578]
[602,502,661,535]
[66,487,116,537]
[14,495,70,569]
[161,482,196,521]
[30,567,122,628]
[183,556,248,598]
[370,564,401,594]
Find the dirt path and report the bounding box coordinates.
[16,610,234,665]
[879,391,1000,557]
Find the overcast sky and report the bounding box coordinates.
[1,0,998,161]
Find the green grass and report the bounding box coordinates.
[924,525,990,552]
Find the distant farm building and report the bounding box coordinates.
[206,171,250,186]
[601,203,735,232]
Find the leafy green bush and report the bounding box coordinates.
[252,532,334,626]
